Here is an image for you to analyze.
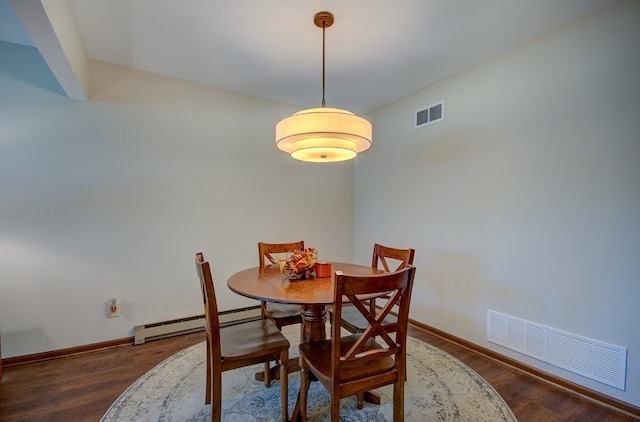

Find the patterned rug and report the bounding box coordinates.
[101,326,516,421]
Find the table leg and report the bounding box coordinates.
[299,304,327,342]
[254,359,299,382]
[363,391,382,405]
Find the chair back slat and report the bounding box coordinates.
[369,244,415,313]
[195,252,222,362]
[372,243,415,272]
[258,241,305,267]
[331,266,416,378]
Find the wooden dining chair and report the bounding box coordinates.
[195,252,290,422]
[258,241,304,385]
[298,265,417,421]
[338,244,415,334]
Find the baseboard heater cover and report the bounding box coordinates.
[134,305,261,345]
[487,309,627,390]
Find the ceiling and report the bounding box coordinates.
[0,0,620,114]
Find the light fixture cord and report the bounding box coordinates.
[321,20,326,108]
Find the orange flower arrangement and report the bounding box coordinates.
[280,248,318,280]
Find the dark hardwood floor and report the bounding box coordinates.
[408,326,639,422]
[0,325,637,421]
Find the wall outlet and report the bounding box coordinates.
[108,298,121,318]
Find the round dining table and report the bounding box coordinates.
[227,262,386,344]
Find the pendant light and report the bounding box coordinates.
[275,11,372,163]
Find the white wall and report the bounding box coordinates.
[356,0,640,406]
[0,52,354,357]
[2,0,639,409]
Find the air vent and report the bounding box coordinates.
[487,310,627,390]
[415,100,444,129]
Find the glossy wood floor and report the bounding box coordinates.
[0,326,637,422]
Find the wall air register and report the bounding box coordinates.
[415,100,444,129]
[487,310,627,390]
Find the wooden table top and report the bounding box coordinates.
[227,262,385,305]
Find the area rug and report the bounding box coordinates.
[101,325,516,421]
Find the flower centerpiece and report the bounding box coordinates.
[279,247,318,280]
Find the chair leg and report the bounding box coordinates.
[205,342,211,404]
[212,370,222,422]
[279,350,289,422]
[261,302,273,388]
[356,392,364,409]
[264,361,272,387]
[330,396,340,421]
[392,381,404,422]
[300,365,309,421]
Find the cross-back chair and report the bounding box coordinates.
[258,241,304,385]
[298,265,417,421]
[195,252,290,422]
[338,243,415,334]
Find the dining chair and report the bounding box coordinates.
[195,252,290,422]
[298,265,417,421]
[337,244,415,334]
[258,241,304,385]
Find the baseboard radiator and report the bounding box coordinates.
[134,305,261,345]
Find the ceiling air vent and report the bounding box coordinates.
[415,100,444,129]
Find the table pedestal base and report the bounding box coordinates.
[254,359,299,382]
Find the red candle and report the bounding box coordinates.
[315,261,332,278]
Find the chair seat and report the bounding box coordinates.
[299,334,394,383]
[220,319,290,363]
[265,303,302,322]
[337,305,398,333]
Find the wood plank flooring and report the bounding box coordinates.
[0,325,638,421]
[408,326,639,422]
